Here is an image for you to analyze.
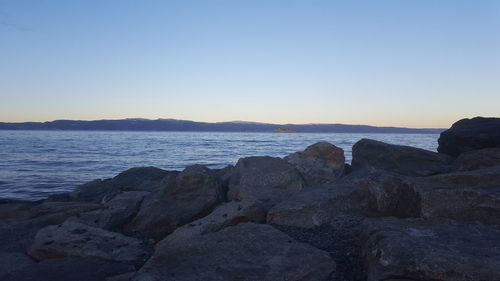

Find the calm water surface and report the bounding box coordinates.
[0,131,439,200]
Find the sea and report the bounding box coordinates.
[0,130,439,201]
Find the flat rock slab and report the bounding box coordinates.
[136,223,336,281]
[361,217,500,281]
[28,220,150,265]
[352,139,453,176]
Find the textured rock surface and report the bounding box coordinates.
[28,220,149,265]
[136,223,336,281]
[227,156,306,207]
[454,147,500,171]
[285,142,345,185]
[352,139,453,176]
[415,166,500,224]
[161,199,266,244]
[438,117,500,156]
[361,217,500,281]
[127,165,225,240]
[267,185,368,228]
[68,167,176,203]
[78,191,149,231]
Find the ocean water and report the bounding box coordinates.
[0,130,439,201]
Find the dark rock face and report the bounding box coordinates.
[361,218,500,281]
[78,191,149,232]
[267,185,369,228]
[227,156,306,207]
[67,167,177,203]
[454,147,500,171]
[127,165,225,241]
[415,166,500,224]
[285,142,345,186]
[438,117,500,156]
[356,172,421,218]
[0,257,134,281]
[352,139,453,176]
[137,223,336,281]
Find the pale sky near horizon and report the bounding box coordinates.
[0,0,499,128]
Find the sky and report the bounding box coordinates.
[0,0,499,128]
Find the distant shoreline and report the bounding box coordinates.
[0,118,444,134]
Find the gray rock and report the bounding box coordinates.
[78,191,149,231]
[416,166,500,224]
[352,139,453,176]
[267,184,369,228]
[361,217,500,281]
[67,167,177,203]
[160,199,266,244]
[454,147,500,171]
[285,142,345,185]
[127,165,225,241]
[227,156,306,207]
[438,116,500,156]
[0,257,134,281]
[357,171,421,218]
[28,220,149,265]
[136,223,336,281]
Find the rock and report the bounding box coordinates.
[352,139,453,176]
[454,148,500,171]
[227,156,306,207]
[28,220,150,265]
[78,191,149,232]
[438,117,500,156]
[160,199,266,244]
[415,166,500,224]
[67,167,177,203]
[285,142,345,185]
[274,224,366,281]
[357,171,421,218]
[0,257,134,281]
[0,252,36,277]
[267,184,369,228]
[127,165,225,241]
[361,217,500,281]
[136,223,336,281]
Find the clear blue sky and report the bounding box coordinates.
[1,0,499,128]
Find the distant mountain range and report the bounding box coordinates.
[0,118,444,134]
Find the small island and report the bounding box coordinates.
[272,128,298,133]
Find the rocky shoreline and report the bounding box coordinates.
[1,117,499,281]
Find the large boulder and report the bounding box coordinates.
[267,184,369,228]
[285,142,345,186]
[438,117,500,156]
[127,165,225,241]
[227,156,306,207]
[361,217,500,281]
[454,148,500,171]
[78,191,149,232]
[67,167,177,203]
[28,220,150,265]
[352,139,453,176]
[135,223,336,281]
